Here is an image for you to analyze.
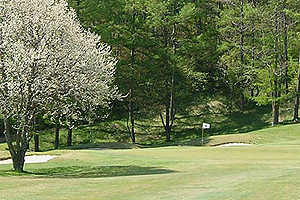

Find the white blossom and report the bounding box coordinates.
[0,0,118,170]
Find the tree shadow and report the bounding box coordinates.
[137,106,272,147]
[63,142,138,150]
[0,165,175,179]
[173,106,271,139]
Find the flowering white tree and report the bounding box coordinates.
[0,0,117,171]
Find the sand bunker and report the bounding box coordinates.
[0,155,57,165]
[217,143,251,147]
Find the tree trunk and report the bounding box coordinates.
[4,118,14,153]
[272,78,280,126]
[195,16,202,68]
[89,123,93,143]
[240,0,244,65]
[218,1,223,10]
[160,88,175,143]
[11,149,26,172]
[159,94,173,143]
[129,13,136,143]
[34,135,39,152]
[272,9,281,126]
[239,0,245,110]
[166,129,171,143]
[250,89,254,97]
[250,0,256,98]
[163,8,177,143]
[240,93,245,111]
[165,100,171,142]
[293,50,300,121]
[55,122,60,149]
[293,86,300,122]
[283,0,289,94]
[272,101,279,126]
[130,109,135,143]
[4,117,28,172]
[127,89,136,144]
[67,127,72,146]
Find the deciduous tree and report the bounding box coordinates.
[0,0,117,171]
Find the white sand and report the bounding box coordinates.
[217,143,251,147]
[89,148,109,150]
[0,155,57,165]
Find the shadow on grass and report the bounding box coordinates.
[63,142,138,150]
[35,105,273,151]
[138,106,272,148]
[0,165,175,179]
[177,107,271,137]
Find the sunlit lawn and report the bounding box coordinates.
[0,123,300,199]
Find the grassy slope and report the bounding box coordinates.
[206,123,300,146]
[31,105,273,151]
[0,123,299,199]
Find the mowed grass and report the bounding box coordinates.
[206,123,300,146]
[0,123,300,199]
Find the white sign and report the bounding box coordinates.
[202,123,210,129]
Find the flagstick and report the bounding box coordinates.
[202,123,210,146]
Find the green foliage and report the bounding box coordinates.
[40,0,300,143]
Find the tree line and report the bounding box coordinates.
[68,0,300,141]
[218,0,300,125]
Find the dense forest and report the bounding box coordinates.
[65,0,300,141]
